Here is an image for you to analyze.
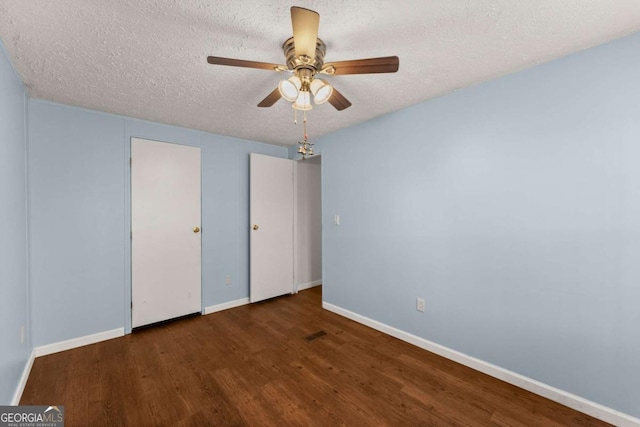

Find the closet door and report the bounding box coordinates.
[131,138,201,327]
[249,153,294,302]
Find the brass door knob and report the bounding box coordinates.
[193,226,200,233]
[252,225,259,231]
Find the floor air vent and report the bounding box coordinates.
[305,330,327,342]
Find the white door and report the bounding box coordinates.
[250,153,294,302]
[131,138,202,328]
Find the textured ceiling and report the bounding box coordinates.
[1,1,640,146]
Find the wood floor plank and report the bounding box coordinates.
[20,286,612,426]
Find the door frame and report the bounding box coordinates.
[124,135,204,334]
[293,154,322,292]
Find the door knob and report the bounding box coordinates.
[193,226,200,233]
[252,225,259,231]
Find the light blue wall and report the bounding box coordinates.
[28,102,126,346]
[28,100,288,344]
[0,42,29,403]
[317,33,640,417]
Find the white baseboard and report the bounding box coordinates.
[203,297,249,315]
[295,280,322,292]
[11,349,35,405]
[34,328,125,358]
[322,302,640,427]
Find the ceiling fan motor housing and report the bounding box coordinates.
[283,37,327,81]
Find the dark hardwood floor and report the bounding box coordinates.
[21,286,610,426]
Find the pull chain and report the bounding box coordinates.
[295,108,313,159]
[303,110,307,141]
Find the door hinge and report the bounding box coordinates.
[131,301,133,309]
[129,157,132,167]
[130,231,132,240]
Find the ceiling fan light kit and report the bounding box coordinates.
[309,79,332,105]
[293,90,312,111]
[278,76,301,102]
[277,70,333,108]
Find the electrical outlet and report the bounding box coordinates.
[225,275,232,285]
[416,298,425,313]
[20,326,25,344]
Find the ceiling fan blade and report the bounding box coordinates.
[257,87,282,107]
[328,87,351,111]
[207,56,285,71]
[323,56,399,75]
[291,6,319,62]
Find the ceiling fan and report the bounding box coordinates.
[207,6,399,112]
